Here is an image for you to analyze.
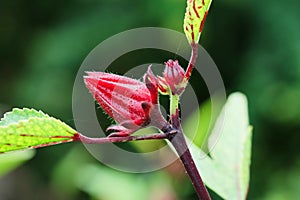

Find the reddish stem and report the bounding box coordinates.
[184,42,199,82]
[76,132,170,144]
[167,110,211,200]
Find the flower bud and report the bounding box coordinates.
[163,60,187,95]
[84,71,167,136]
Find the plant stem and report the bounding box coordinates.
[167,124,211,200]
[76,132,170,144]
[168,84,211,199]
[170,94,179,117]
[184,42,198,82]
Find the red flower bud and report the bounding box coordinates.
[84,71,167,136]
[163,60,186,95]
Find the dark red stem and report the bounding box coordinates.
[166,111,211,200]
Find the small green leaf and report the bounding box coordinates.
[187,93,252,199]
[0,108,78,153]
[184,0,213,44]
[0,150,35,177]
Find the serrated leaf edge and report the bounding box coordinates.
[0,108,49,127]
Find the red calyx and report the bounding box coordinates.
[84,71,167,137]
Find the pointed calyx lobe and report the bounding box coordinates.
[84,72,167,137]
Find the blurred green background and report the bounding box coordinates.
[1,0,300,199]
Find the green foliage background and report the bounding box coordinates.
[1,0,300,199]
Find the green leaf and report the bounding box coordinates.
[0,108,78,153]
[187,92,252,199]
[0,150,35,177]
[184,0,213,44]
